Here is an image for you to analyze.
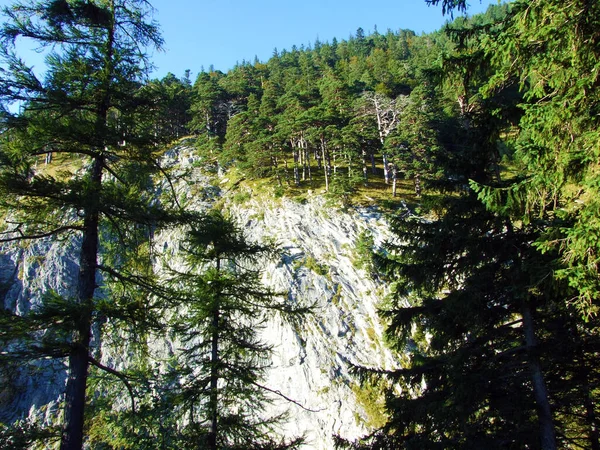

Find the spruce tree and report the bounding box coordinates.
[481,0,600,318]
[337,8,577,449]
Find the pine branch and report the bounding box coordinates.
[0,223,82,242]
[97,264,172,300]
[151,158,182,209]
[88,355,136,414]
[251,381,323,413]
[101,160,128,186]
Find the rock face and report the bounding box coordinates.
[0,237,79,427]
[230,196,395,448]
[0,146,397,449]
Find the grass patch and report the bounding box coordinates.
[36,152,83,180]
[366,326,378,343]
[293,255,329,278]
[304,256,329,277]
[351,380,389,429]
[228,154,419,211]
[232,190,251,204]
[331,284,343,307]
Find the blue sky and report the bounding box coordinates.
[150,0,498,79]
[0,0,499,80]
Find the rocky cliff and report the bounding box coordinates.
[0,145,397,449]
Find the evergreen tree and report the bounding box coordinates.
[144,72,193,141]
[482,0,600,319]
[336,7,585,449]
[163,211,305,450]
[0,1,191,448]
[189,70,229,157]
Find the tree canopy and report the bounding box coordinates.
[0,1,192,448]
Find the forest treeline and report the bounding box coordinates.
[1,0,599,449]
[149,13,490,199]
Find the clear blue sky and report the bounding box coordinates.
[0,0,499,80]
[150,0,498,79]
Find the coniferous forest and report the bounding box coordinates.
[1,0,600,449]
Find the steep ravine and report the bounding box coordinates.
[0,145,398,449]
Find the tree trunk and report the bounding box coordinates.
[62,12,115,445]
[370,150,376,175]
[300,138,307,182]
[60,156,103,450]
[574,329,600,450]
[208,257,221,450]
[292,142,300,186]
[321,138,329,192]
[583,369,600,450]
[325,143,332,177]
[362,148,369,184]
[305,140,311,182]
[332,150,337,175]
[383,153,389,184]
[283,159,290,185]
[271,152,282,188]
[522,303,557,450]
[208,306,219,450]
[414,173,421,197]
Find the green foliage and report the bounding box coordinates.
[345,3,600,450]
[352,229,375,273]
[294,254,329,277]
[482,0,600,318]
[0,421,60,450]
[0,1,196,448]
[2,1,600,449]
[160,210,305,449]
[306,255,329,277]
[327,170,363,206]
[232,189,252,204]
[331,283,343,307]
[143,72,193,142]
[185,22,462,201]
[351,379,388,429]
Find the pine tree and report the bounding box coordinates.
[144,72,193,141]
[162,210,306,450]
[189,70,229,157]
[0,1,191,448]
